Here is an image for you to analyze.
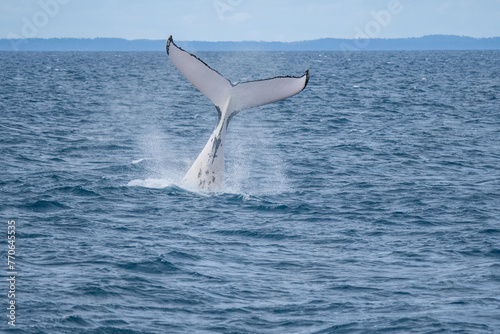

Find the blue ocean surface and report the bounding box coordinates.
[1,50,500,333]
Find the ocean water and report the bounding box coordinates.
[1,50,500,333]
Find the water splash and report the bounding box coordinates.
[127,122,187,189]
[224,111,291,196]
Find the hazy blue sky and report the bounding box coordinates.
[1,0,500,41]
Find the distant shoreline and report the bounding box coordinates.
[1,35,500,51]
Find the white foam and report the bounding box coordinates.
[132,158,150,164]
[127,178,173,189]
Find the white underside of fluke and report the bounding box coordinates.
[167,35,309,190]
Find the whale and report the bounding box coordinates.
[166,36,309,190]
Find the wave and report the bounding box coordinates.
[56,185,101,197]
[116,257,180,274]
[21,200,70,212]
[127,178,208,197]
[127,178,173,189]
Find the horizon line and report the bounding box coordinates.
[2,34,500,43]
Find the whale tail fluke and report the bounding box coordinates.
[167,35,309,116]
[167,36,232,109]
[166,35,309,189]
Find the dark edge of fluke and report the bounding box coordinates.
[167,35,232,86]
[304,70,310,91]
[166,35,173,55]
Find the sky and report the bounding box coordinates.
[1,0,500,42]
